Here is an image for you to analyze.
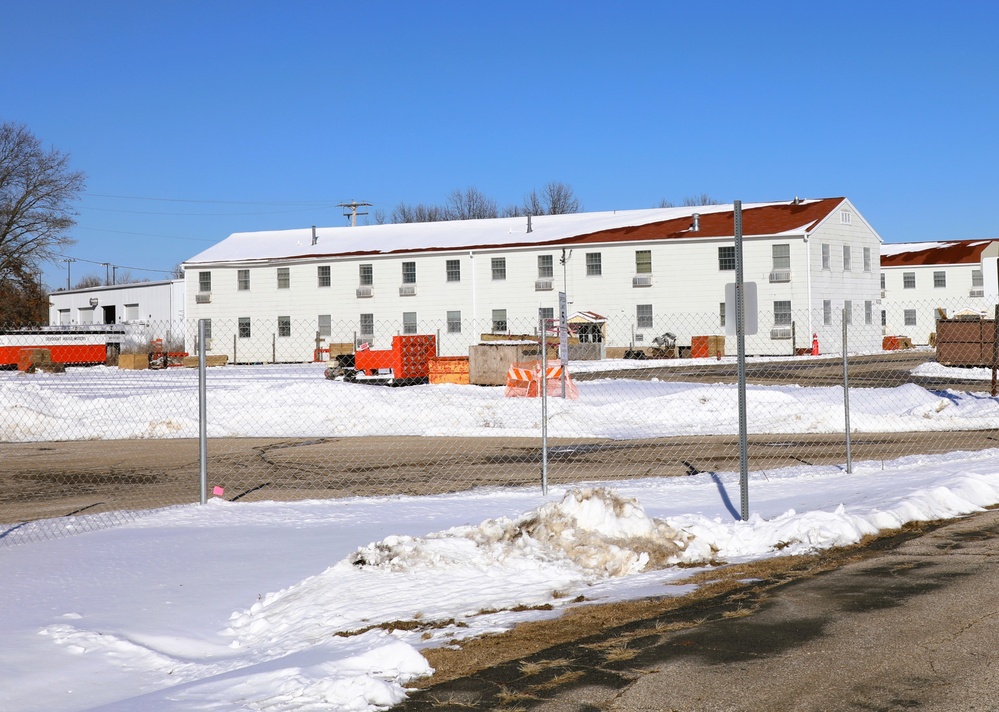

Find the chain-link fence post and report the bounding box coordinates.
[842,309,853,474]
[198,318,208,504]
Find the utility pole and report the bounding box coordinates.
[337,200,371,227]
[63,258,76,290]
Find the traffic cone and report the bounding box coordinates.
[811,333,819,356]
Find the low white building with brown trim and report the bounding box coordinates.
[182,197,883,362]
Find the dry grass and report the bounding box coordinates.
[518,658,571,676]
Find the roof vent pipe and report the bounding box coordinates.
[311,226,318,246]
[527,215,533,233]
[691,213,700,232]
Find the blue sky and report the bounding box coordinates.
[3,1,997,290]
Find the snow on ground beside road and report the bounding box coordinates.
[1,358,997,442]
[5,450,999,711]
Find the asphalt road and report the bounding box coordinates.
[397,507,999,711]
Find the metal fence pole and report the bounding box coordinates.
[734,201,750,521]
[842,309,853,474]
[198,318,208,504]
[540,315,549,496]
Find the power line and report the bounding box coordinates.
[85,192,340,206]
[76,226,216,242]
[85,206,341,217]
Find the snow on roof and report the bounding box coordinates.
[184,199,843,266]
[880,239,999,267]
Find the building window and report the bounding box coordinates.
[238,317,251,338]
[492,309,507,333]
[823,300,832,326]
[585,252,602,276]
[881,273,886,289]
[841,210,852,224]
[538,255,554,278]
[772,244,790,270]
[774,300,792,326]
[318,265,331,287]
[402,261,417,284]
[842,246,851,272]
[843,300,853,325]
[973,269,984,288]
[821,244,830,270]
[635,250,652,274]
[903,272,916,289]
[277,267,290,289]
[933,271,946,288]
[865,300,873,325]
[904,309,917,326]
[719,246,735,271]
[402,312,418,334]
[491,257,506,281]
[237,269,250,290]
[539,307,554,326]
[359,313,374,338]
[446,259,461,282]
[863,247,872,272]
[719,302,726,328]
[125,303,139,321]
[447,310,462,334]
[278,316,291,337]
[318,314,331,337]
[359,264,373,286]
[636,304,654,329]
[199,271,211,292]
[202,318,212,341]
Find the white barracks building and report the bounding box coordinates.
[182,197,882,362]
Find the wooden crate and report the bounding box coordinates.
[428,356,470,385]
[690,335,725,358]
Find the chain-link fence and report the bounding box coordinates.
[4,301,999,546]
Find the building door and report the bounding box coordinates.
[103,305,116,324]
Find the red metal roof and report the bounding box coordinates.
[533,197,846,246]
[881,240,995,268]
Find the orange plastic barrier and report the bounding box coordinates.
[504,361,579,399]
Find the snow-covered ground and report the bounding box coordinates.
[1,354,996,442]
[3,357,999,711]
[4,451,999,712]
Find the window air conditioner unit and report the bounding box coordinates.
[768,270,792,283]
[534,277,553,291]
[356,285,373,298]
[399,284,417,297]
[195,293,211,303]
[632,274,653,287]
[770,325,793,340]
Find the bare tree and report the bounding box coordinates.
[523,180,581,215]
[681,193,722,207]
[0,255,47,325]
[170,263,185,279]
[0,122,86,279]
[657,194,724,209]
[501,204,524,218]
[390,202,448,223]
[74,274,103,289]
[444,187,498,221]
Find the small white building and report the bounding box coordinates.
[48,279,186,348]
[880,240,999,343]
[182,198,883,362]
